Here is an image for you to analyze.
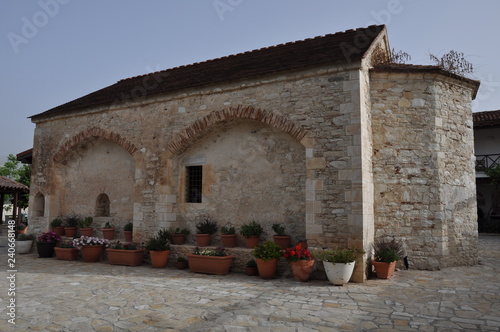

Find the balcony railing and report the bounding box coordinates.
[475,154,500,173]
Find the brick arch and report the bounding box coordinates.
[53,127,138,164]
[168,106,308,154]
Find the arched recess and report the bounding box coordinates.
[32,192,45,217]
[95,193,110,217]
[53,127,138,164]
[169,106,309,155]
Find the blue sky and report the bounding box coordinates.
[1,0,499,163]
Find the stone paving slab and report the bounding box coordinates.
[0,235,499,331]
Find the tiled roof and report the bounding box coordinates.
[0,176,29,194]
[371,64,480,99]
[473,110,500,127]
[31,25,386,120]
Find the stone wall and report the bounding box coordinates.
[370,70,478,269]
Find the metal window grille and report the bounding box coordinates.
[186,166,203,203]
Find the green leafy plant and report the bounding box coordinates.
[145,236,170,251]
[109,241,137,250]
[312,248,364,264]
[252,241,282,262]
[193,246,227,257]
[240,221,263,238]
[56,241,75,248]
[50,218,63,228]
[196,217,218,235]
[78,216,93,228]
[17,233,35,241]
[171,227,190,235]
[124,222,133,232]
[103,222,115,229]
[272,223,286,236]
[177,256,187,262]
[220,223,236,235]
[157,228,171,242]
[373,239,403,263]
[246,259,257,268]
[63,214,80,227]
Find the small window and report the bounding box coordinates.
[186,166,202,203]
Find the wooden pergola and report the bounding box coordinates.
[0,176,29,225]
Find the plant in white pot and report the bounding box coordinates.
[16,234,36,254]
[313,248,363,286]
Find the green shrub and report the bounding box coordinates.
[252,241,282,262]
[240,221,263,238]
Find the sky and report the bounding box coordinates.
[1,0,499,164]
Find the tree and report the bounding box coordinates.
[429,50,473,76]
[0,154,31,209]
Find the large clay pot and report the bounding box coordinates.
[372,260,397,279]
[273,235,291,250]
[172,233,186,245]
[196,234,210,247]
[124,231,133,242]
[54,247,79,261]
[323,261,355,286]
[107,249,144,266]
[291,260,315,282]
[255,258,278,279]
[150,250,170,268]
[52,226,65,236]
[81,245,103,262]
[244,236,260,249]
[16,240,33,254]
[221,234,237,248]
[79,228,93,237]
[36,242,56,258]
[102,228,115,240]
[63,227,78,238]
[187,254,235,275]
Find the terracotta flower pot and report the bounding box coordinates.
[187,254,235,275]
[176,261,188,269]
[150,250,170,268]
[52,226,65,236]
[172,233,186,245]
[221,234,237,248]
[245,266,258,276]
[196,234,211,247]
[81,245,103,262]
[124,230,133,242]
[372,260,397,279]
[273,235,291,250]
[107,249,144,266]
[102,228,115,240]
[63,227,78,238]
[55,247,79,261]
[244,236,260,249]
[79,228,93,237]
[255,258,278,279]
[36,242,56,258]
[290,259,315,282]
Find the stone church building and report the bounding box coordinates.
[28,25,479,281]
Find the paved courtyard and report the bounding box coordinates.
[0,235,499,331]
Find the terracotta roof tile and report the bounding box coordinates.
[473,110,500,127]
[31,25,386,120]
[0,176,29,194]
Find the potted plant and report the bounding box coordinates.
[54,241,79,261]
[283,243,314,282]
[107,241,145,266]
[171,227,190,245]
[372,238,403,279]
[123,222,133,242]
[145,229,170,268]
[312,248,363,285]
[245,259,258,276]
[187,247,235,275]
[240,221,263,248]
[78,216,94,237]
[272,223,291,250]
[195,217,218,247]
[63,214,79,238]
[220,223,237,248]
[17,223,28,234]
[176,256,188,269]
[72,236,110,262]
[36,231,61,258]
[16,233,35,254]
[252,241,282,279]
[101,221,116,240]
[50,217,65,236]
